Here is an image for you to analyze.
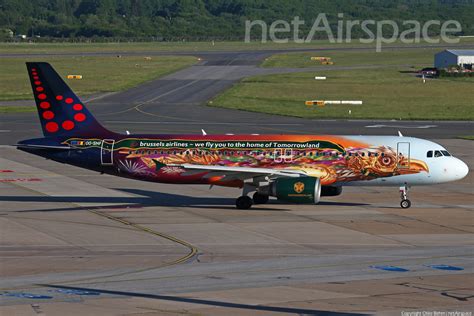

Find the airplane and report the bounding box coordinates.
[16,62,469,209]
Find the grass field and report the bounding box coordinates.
[1,37,473,54]
[3,40,473,119]
[262,47,444,68]
[0,106,36,113]
[211,67,474,120]
[211,45,474,120]
[0,41,367,54]
[0,56,197,101]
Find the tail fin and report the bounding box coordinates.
[26,62,112,138]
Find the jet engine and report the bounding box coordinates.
[259,177,321,204]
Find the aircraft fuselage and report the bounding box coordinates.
[19,134,468,188]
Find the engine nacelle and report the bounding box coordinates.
[321,186,343,196]
[260,177,321,204]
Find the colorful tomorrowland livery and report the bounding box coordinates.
[17,63,468,209]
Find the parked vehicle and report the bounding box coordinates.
[418,67,439,77]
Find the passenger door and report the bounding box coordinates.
[397,142,410,169]
[101,139,115,165]
[273,149,293,163]
[283,149,293,163]
[273,149,283,163]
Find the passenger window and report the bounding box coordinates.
[434,150,443,157]
[441,150,451,156]
[427,151,433,158]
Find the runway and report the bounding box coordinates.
[1,46,473,315]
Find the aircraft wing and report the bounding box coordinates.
[173,163,307,181]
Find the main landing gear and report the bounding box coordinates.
[236,196,253,209]
[252,192,269,204]
[399,184,411,209]
[235,184,269,209]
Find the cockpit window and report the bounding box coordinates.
[427,150,433,158]
[441,150,451,156]
[434,150,443,157]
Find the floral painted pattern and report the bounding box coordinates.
[115,144,428,186]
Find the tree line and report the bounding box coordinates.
[0,0,473,41]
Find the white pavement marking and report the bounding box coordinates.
[82,92,117,102]
[105,121,302,126]
[365,124,438,129]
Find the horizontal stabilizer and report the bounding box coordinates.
[15,144,74,150]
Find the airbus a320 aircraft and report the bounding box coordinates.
[17,63,469,209]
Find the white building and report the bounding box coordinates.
[434,50,474,69]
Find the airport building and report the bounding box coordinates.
[434,49,474,69]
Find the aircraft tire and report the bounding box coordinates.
[400,199,411,209]
[236,196,253,209]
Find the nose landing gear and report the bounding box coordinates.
[400,184,411,209]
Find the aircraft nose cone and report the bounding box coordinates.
[454,158,469,180]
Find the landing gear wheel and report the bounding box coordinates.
[399,184,411,209]
[236,196,253,209]
[253,192,269,204]
[400,199,411,209]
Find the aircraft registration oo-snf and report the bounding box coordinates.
[17,63,469,209]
